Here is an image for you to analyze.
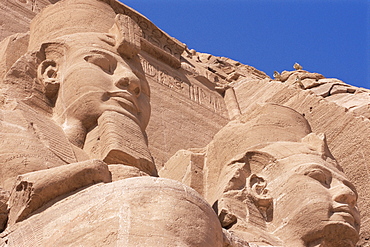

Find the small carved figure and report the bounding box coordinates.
[273,70,281,80]
[294,62,303,70]
[295,75,304,88]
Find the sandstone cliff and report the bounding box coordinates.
[0,1,368,246]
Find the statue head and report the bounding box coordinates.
[1,0,149,132]
[206,104,360,246]
[37,30,150,138]
[32,0,149,136]
[0,0,156,175]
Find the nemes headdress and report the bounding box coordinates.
[28,0,141,59]
[28,0,185,67]
[0,0,185,111]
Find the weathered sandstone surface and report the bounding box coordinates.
[0,0,368,246]
[0,0,55,41]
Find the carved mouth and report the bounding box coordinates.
[107,91,139,113]
[331,205,360,229]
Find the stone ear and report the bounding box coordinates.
[301,133,333,159]
[247,174,273,222]
[37,59,60,105]
[222,150,274,193]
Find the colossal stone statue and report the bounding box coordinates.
[0,0,156,184]
[0,0,223,246]
[0,0,362,246]
[162,104,360,246]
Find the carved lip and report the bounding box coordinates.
[107,91,139,113]
[332,205,360,227]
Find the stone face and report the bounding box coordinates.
[0,0,368,246]
[233,73,370,246]
[162,104,360,247]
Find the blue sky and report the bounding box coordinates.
[121,0,369,89]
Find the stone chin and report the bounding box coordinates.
[100,107,141,129]
[323,223,359,247]
[302,220,360,247]
[101,93,143,128]
[330,207,360,230]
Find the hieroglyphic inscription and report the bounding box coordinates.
[7,217,43,247]
[189,85,223,113]
[141,59,224,114]
[141,59,185,92]
[116,4,185,64]
[2,153,56,164]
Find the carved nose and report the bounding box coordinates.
[332,182,357,207]
[114,72,141,97]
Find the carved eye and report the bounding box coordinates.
[84,54,116,74]
[304,169,329,186]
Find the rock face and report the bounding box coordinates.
[0,0,368,246]
[0,0,54,41]
[2,177,223,247]
[232,71,370,246]
[161,104,361,247]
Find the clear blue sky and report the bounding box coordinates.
[121,0,369,89]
